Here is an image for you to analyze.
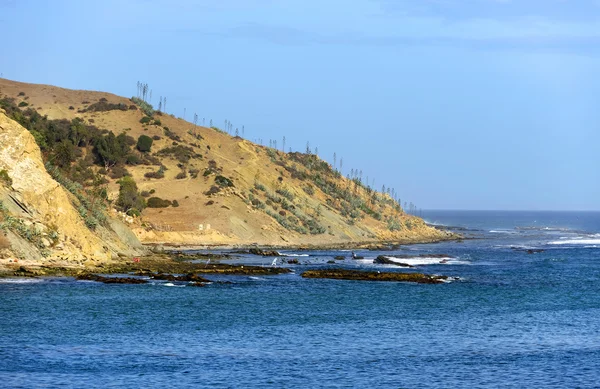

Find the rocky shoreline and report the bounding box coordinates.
[146,233,462,253]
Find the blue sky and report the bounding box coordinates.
[1,0,599,210]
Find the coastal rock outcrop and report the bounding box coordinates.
[373,255,414,267]
[301,269,448,284]
[248,248,280,256]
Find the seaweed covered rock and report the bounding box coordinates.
[77,274,148,284]
[301,269,447,284]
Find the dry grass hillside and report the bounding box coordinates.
[0,78,450,247]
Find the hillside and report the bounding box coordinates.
[0,109,145,269]
[0,78,451,248]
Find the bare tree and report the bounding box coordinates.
[333,152,337,171]
[282,136,286,152]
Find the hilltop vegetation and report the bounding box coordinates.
[0,78,449,247]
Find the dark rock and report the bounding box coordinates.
[151,273,211,282]
[301,269,447,284]
[510,247,545,254]
[248,248,280,256]
[373,255,414,267]
[287,258,299,264]
[326,260,336,264]
[334,255,345,260]
[77,274,148,284]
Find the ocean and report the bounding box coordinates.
[1,210,599,388]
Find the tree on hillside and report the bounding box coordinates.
[136,135,153,152]
[53,140,75,168]
[116,176,146,214]
[94,132,130,168]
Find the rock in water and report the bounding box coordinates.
[301,269,447,284]
[76,274,148,284]
[373,255,414,267]
[248,248,280,256]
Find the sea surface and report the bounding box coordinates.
[1,210,600,388]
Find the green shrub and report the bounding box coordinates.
[157,145,201,163]
[147,197,172,208]
[109,165,130,179]
[127,209,141,217]
[0,170,12,186]
[18,101,28,107]
[204,186,221,196]
[136,134,153,152]
[144,165,165,179]
[387,217,402,231]
[215,175,233,188]
[172,200,179,207]
[116,176,146,213]
[175,171,187,179]
[140,116,152,125]
[82,101,128,112]
[130,97,154,116]
[276,188,294,201]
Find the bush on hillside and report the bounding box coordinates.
[215,175,233,188]
[82,100,128,113]
[136,134,153,152]
[146,197,172,208]
[0,170,12,186]
[116,176,146,214]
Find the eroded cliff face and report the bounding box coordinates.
[0,111,144,267]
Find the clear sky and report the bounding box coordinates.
[1,0,599,210]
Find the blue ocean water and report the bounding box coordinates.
[1,210,600,388]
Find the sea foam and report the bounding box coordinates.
[382,256,468,266]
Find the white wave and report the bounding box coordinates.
[280,253,310,257]
[248,276,266,281]
[0,278,44,284]
[489,230,517,234]
[163,282,185,287]
[383,256,468,266]
[549,239,600,245]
